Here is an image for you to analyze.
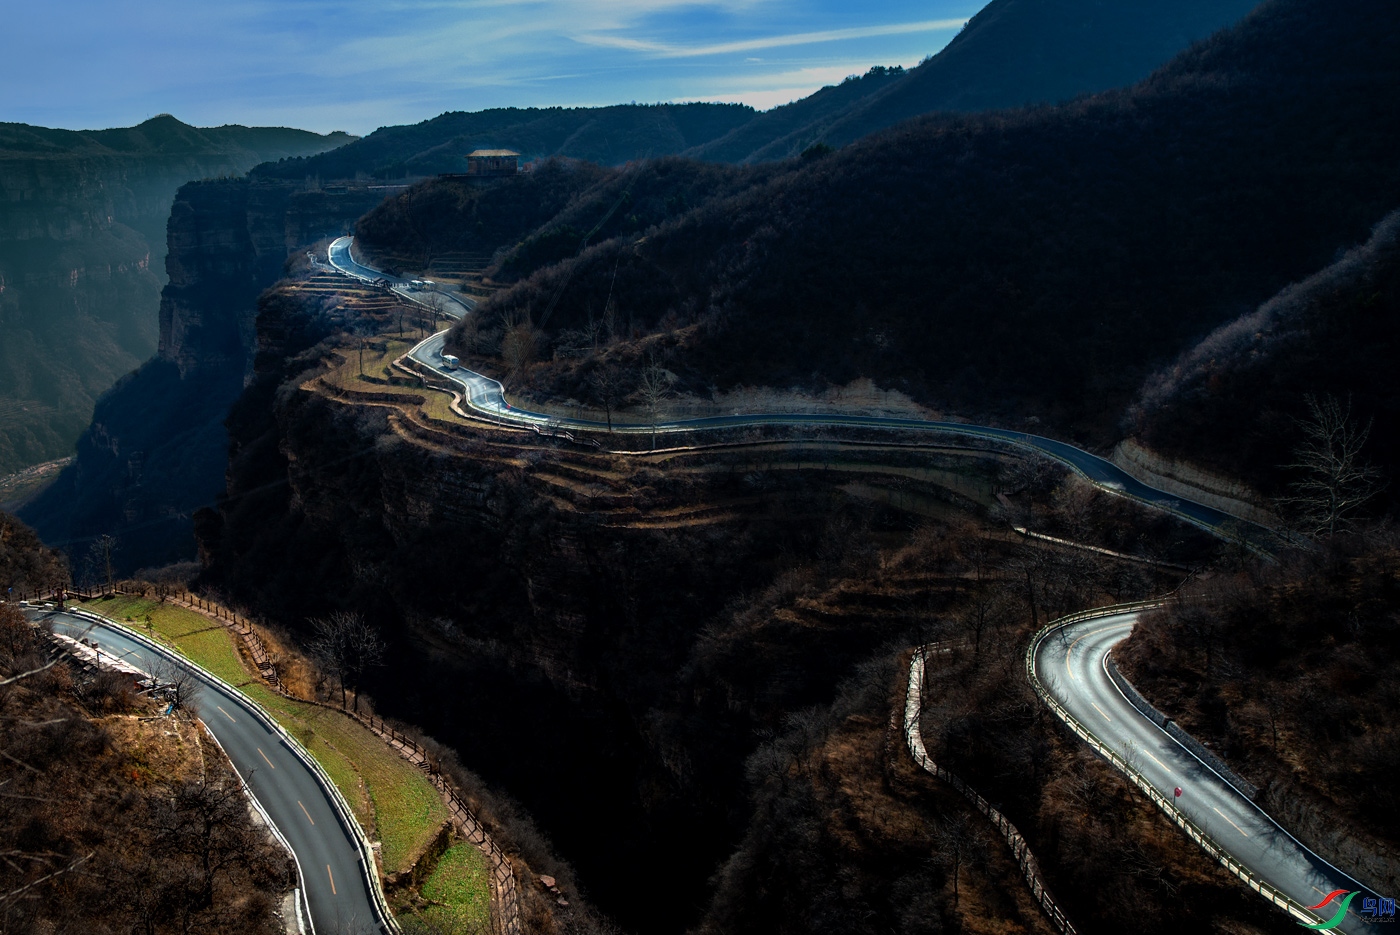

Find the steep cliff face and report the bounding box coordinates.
[194,291,1003,930]
[196,281,1234,933]
[0,116,352,474]
[19,178,387,574]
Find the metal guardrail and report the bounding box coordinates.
[1024,601,1324,928]
[54,604,401,935]
[75,585,522,935]
[326,239,1293,550]
[10,586,525,935]
[905,643,1079,934]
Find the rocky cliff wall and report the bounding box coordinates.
[195,283,1027,932]
[0,122,351,474]
[19,179,388,573]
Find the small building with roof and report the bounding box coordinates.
[466,149,521,177]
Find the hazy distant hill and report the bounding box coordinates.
[250,103,756,182]
[690,0,1261,163]
[0,116,352,474]
[468,0,1400,442]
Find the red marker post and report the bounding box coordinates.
[1174,786,1183,799]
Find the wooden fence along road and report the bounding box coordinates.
[12,585,522,935]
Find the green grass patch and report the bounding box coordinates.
[418,843,493,934]
[78,595,248,685]
[76,595,451,876]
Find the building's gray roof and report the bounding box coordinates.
[467,149,520,157]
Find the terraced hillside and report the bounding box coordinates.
[189,268,1250,933]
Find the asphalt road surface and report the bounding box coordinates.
[328,238,1390,925]
[28,606,389,935]
[328,238,1277,546]
[1035,611,1382,933]
[328,236,474,319]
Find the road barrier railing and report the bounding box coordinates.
[905,641,1079,934]
[166,588,523,935]
[21,586,523,935]
[50,604,401,935]
[1024,601,1324,928]
[326,238,1292,550]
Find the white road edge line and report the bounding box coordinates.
[1087,613,1376,895]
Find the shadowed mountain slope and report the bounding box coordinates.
[686,0,1261,163]
[466,0,1400,445]
[250,103,756,182]
[1130,207,1400,503]
[0,115,352,473]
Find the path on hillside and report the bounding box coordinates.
[27,606,393,935]
[327,236,1278,549]
[1030,608,1384,932]
[327,235,1399,929]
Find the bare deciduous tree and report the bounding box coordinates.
[501,318,539,377]
[1279,393,1386,537]
[308,611,385,712]
[87,534,118,596]
[633,357,676,450]
[150,657,201,714]
[588,363,627,432]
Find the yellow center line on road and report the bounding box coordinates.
[1212,806,1251,837]
[257,747,276,769]
[216,705,236,722]
[1091,702,1113,721]
[1064,622,1128,680]
[327,864,337,895]
[298,801,315,825]
[1142,748,1169,771]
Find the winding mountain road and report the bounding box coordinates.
[328,237,1277,548]
[1032,610,1382,932]
[25,605,392,935]
[327,237,1390,929]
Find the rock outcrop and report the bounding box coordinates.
[19,178,387,573]
[0,116,351,473]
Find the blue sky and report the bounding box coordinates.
[1,0,978,135]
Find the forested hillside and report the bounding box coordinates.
[460,0,1400,445]
[1130,208,1400,507]
[355,156,783,286]
[251,103,755,181]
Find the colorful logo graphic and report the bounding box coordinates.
[1302,889,1398,929]
[1303,890,1358,930]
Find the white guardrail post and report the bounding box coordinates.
[59,607,401,935]
[906,641,1079,934]
[1023,601,1322,928]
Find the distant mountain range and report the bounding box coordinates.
[686,0,1261,163]
[0,116,353,475]
[256,0,1261,180]
[10,0,1294,573]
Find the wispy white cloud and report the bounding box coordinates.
[574,18,966,57]
[3,0,974,133]
[686,60,922,110]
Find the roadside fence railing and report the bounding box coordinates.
[13,584,522,935]
[904,641,1079,934]
[1023,601,1323,928]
